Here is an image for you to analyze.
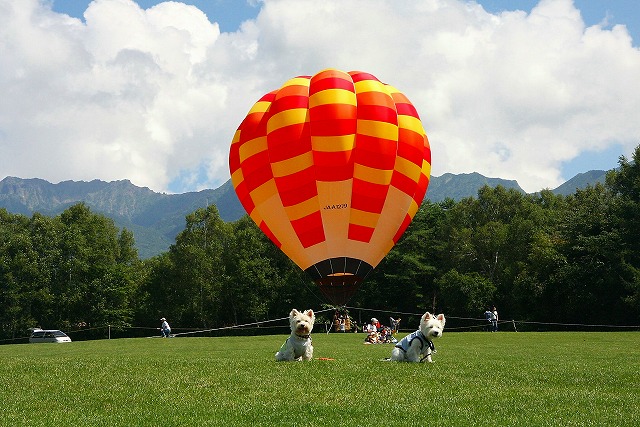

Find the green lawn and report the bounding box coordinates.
[1,332,638,426]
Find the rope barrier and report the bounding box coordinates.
[171,307,335,337]
[2,306,638,344]
[343,305,640,331]
[512,320,640,329]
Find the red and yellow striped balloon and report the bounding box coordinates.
[229,69,431,304]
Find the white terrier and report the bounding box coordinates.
[275,309,315,361]
[390,312,445,363]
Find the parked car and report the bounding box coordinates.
[29,329,72,343]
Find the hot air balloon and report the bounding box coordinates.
[229,69,431,305]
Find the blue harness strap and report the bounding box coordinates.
[394,330,435,354]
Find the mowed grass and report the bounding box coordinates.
[1,331,639,427]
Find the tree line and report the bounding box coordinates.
[1,147,639,340]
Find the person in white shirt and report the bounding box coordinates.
[491,307,499,332]
[160,317,171,337]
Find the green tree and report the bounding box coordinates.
[222,215,308,325]
[606,146,640,322]
[167,205,231,327]
[436,269,496,317]
[358,200,450,313]
[0,210,39,338]
[134,252,175,327]
[56,203,139,331]
[441,186,544,318]
[550,185,627,323]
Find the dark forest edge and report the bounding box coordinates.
[1,146,639,341]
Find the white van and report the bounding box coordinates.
[29,329,72,343]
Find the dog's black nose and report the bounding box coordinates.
[433,331,440,337]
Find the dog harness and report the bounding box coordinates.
[394,330,435,355]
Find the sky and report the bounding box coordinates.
[1,0,639,194]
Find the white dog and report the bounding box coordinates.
[275,309,315,361]
[390,312,445,363]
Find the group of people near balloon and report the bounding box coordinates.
[332,311,352,332]
[363,317,401,344]
[330,311,403,344]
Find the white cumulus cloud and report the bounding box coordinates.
[1,0,639,193]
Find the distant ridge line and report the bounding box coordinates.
[0,170,608,258]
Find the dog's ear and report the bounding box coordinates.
[305,309,314,319]
[422,312,432,321]
[437,314,446,325]
[290,309,300,317]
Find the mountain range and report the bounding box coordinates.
[0,170,607,258]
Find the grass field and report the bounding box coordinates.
[1,331,639,426]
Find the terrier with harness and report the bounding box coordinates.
[275,309,315,361]
[390,312,445,363]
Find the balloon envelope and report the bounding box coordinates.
[229,69,431,304]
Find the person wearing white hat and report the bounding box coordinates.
[366,318,378,333]
[372,318,381,330]
[160,317,171,338]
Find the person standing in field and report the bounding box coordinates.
[484,308,493,331]
[491,306,499,332]
[160,317,171,337]
[389,317,401,334]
